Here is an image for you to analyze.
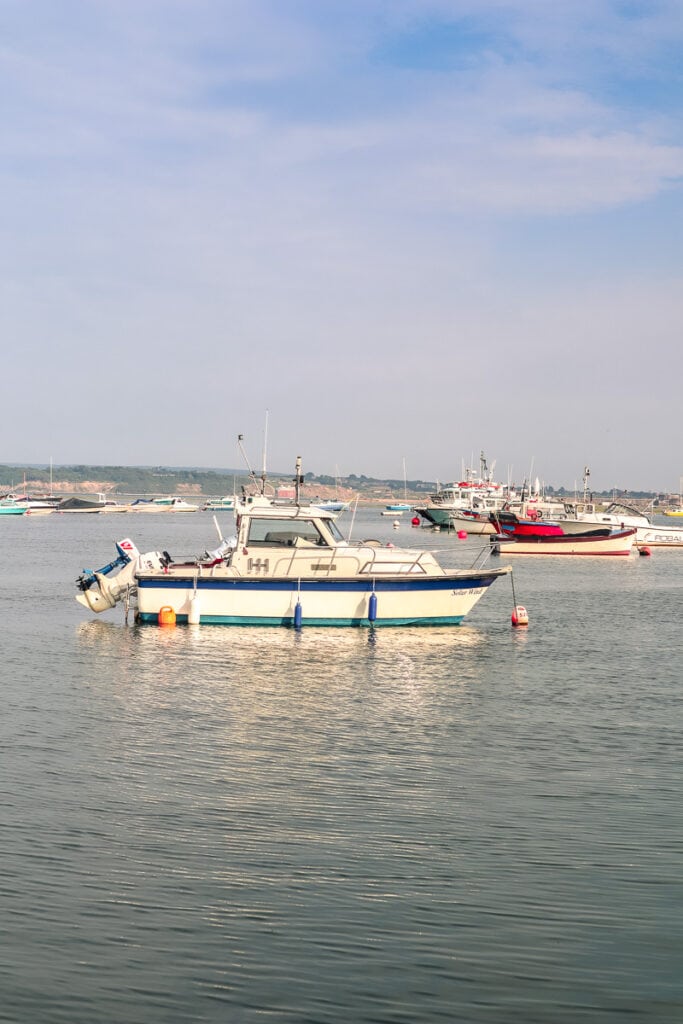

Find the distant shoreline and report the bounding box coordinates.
[0,463,674,506]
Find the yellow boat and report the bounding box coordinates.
[663,508,683,517]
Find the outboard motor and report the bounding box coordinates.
[76,538,166,614]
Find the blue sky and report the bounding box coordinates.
[1,0,682,490]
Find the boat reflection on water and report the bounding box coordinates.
[76,619,494,707]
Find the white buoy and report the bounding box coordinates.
[188,594,201,624]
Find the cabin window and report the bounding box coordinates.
[247,517,328,547]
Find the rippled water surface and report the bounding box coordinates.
[2,511,682,1023]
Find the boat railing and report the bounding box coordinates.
[358,548,430,575]
[268,546,432,577]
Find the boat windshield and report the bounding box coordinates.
[326,519,345,542]
[247,517,329,547]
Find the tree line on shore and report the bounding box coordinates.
[0,463,667,501]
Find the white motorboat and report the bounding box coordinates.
[202,496,235,512]
[0,497,28,516]
[131,497,199,513]
[2,492,58,515]
[561,500,683,548]
[312,500,350,513]
[76,458,512,627]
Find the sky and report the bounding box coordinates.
[1,0,682,492]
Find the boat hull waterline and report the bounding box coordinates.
[134,571,507,627]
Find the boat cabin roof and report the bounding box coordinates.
[237,494,337,522]
[236,495,345,547]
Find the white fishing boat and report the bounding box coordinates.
[76,457,512,627]
[491,528,636,557]
[415,452,514,530]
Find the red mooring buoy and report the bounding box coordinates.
[639,546,652,557]
[457,529,468,540]
[511,605,529,627]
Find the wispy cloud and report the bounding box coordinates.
[1,1,682,485]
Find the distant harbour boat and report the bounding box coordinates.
[385,457,411,512]
[153,497,199,512]
[0,497,28,516]
[415,451,514,530]
[312,500,350,513]
[202,496,236,512]
[1,492,59,514]
[56,493,108,513]
[131,497,200,513]
[662,476,683,516]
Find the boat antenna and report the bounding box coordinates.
[583,466,590,503]
[261,409,269,495]
[237,434,259,491]
[347,494,360,542]
[294,455,304,506]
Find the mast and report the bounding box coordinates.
[480,451,488,484]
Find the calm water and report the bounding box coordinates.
[2,511,682,1023]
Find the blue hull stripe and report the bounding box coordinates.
[137,574,498,593]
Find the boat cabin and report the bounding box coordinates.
[228,495,439,578]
